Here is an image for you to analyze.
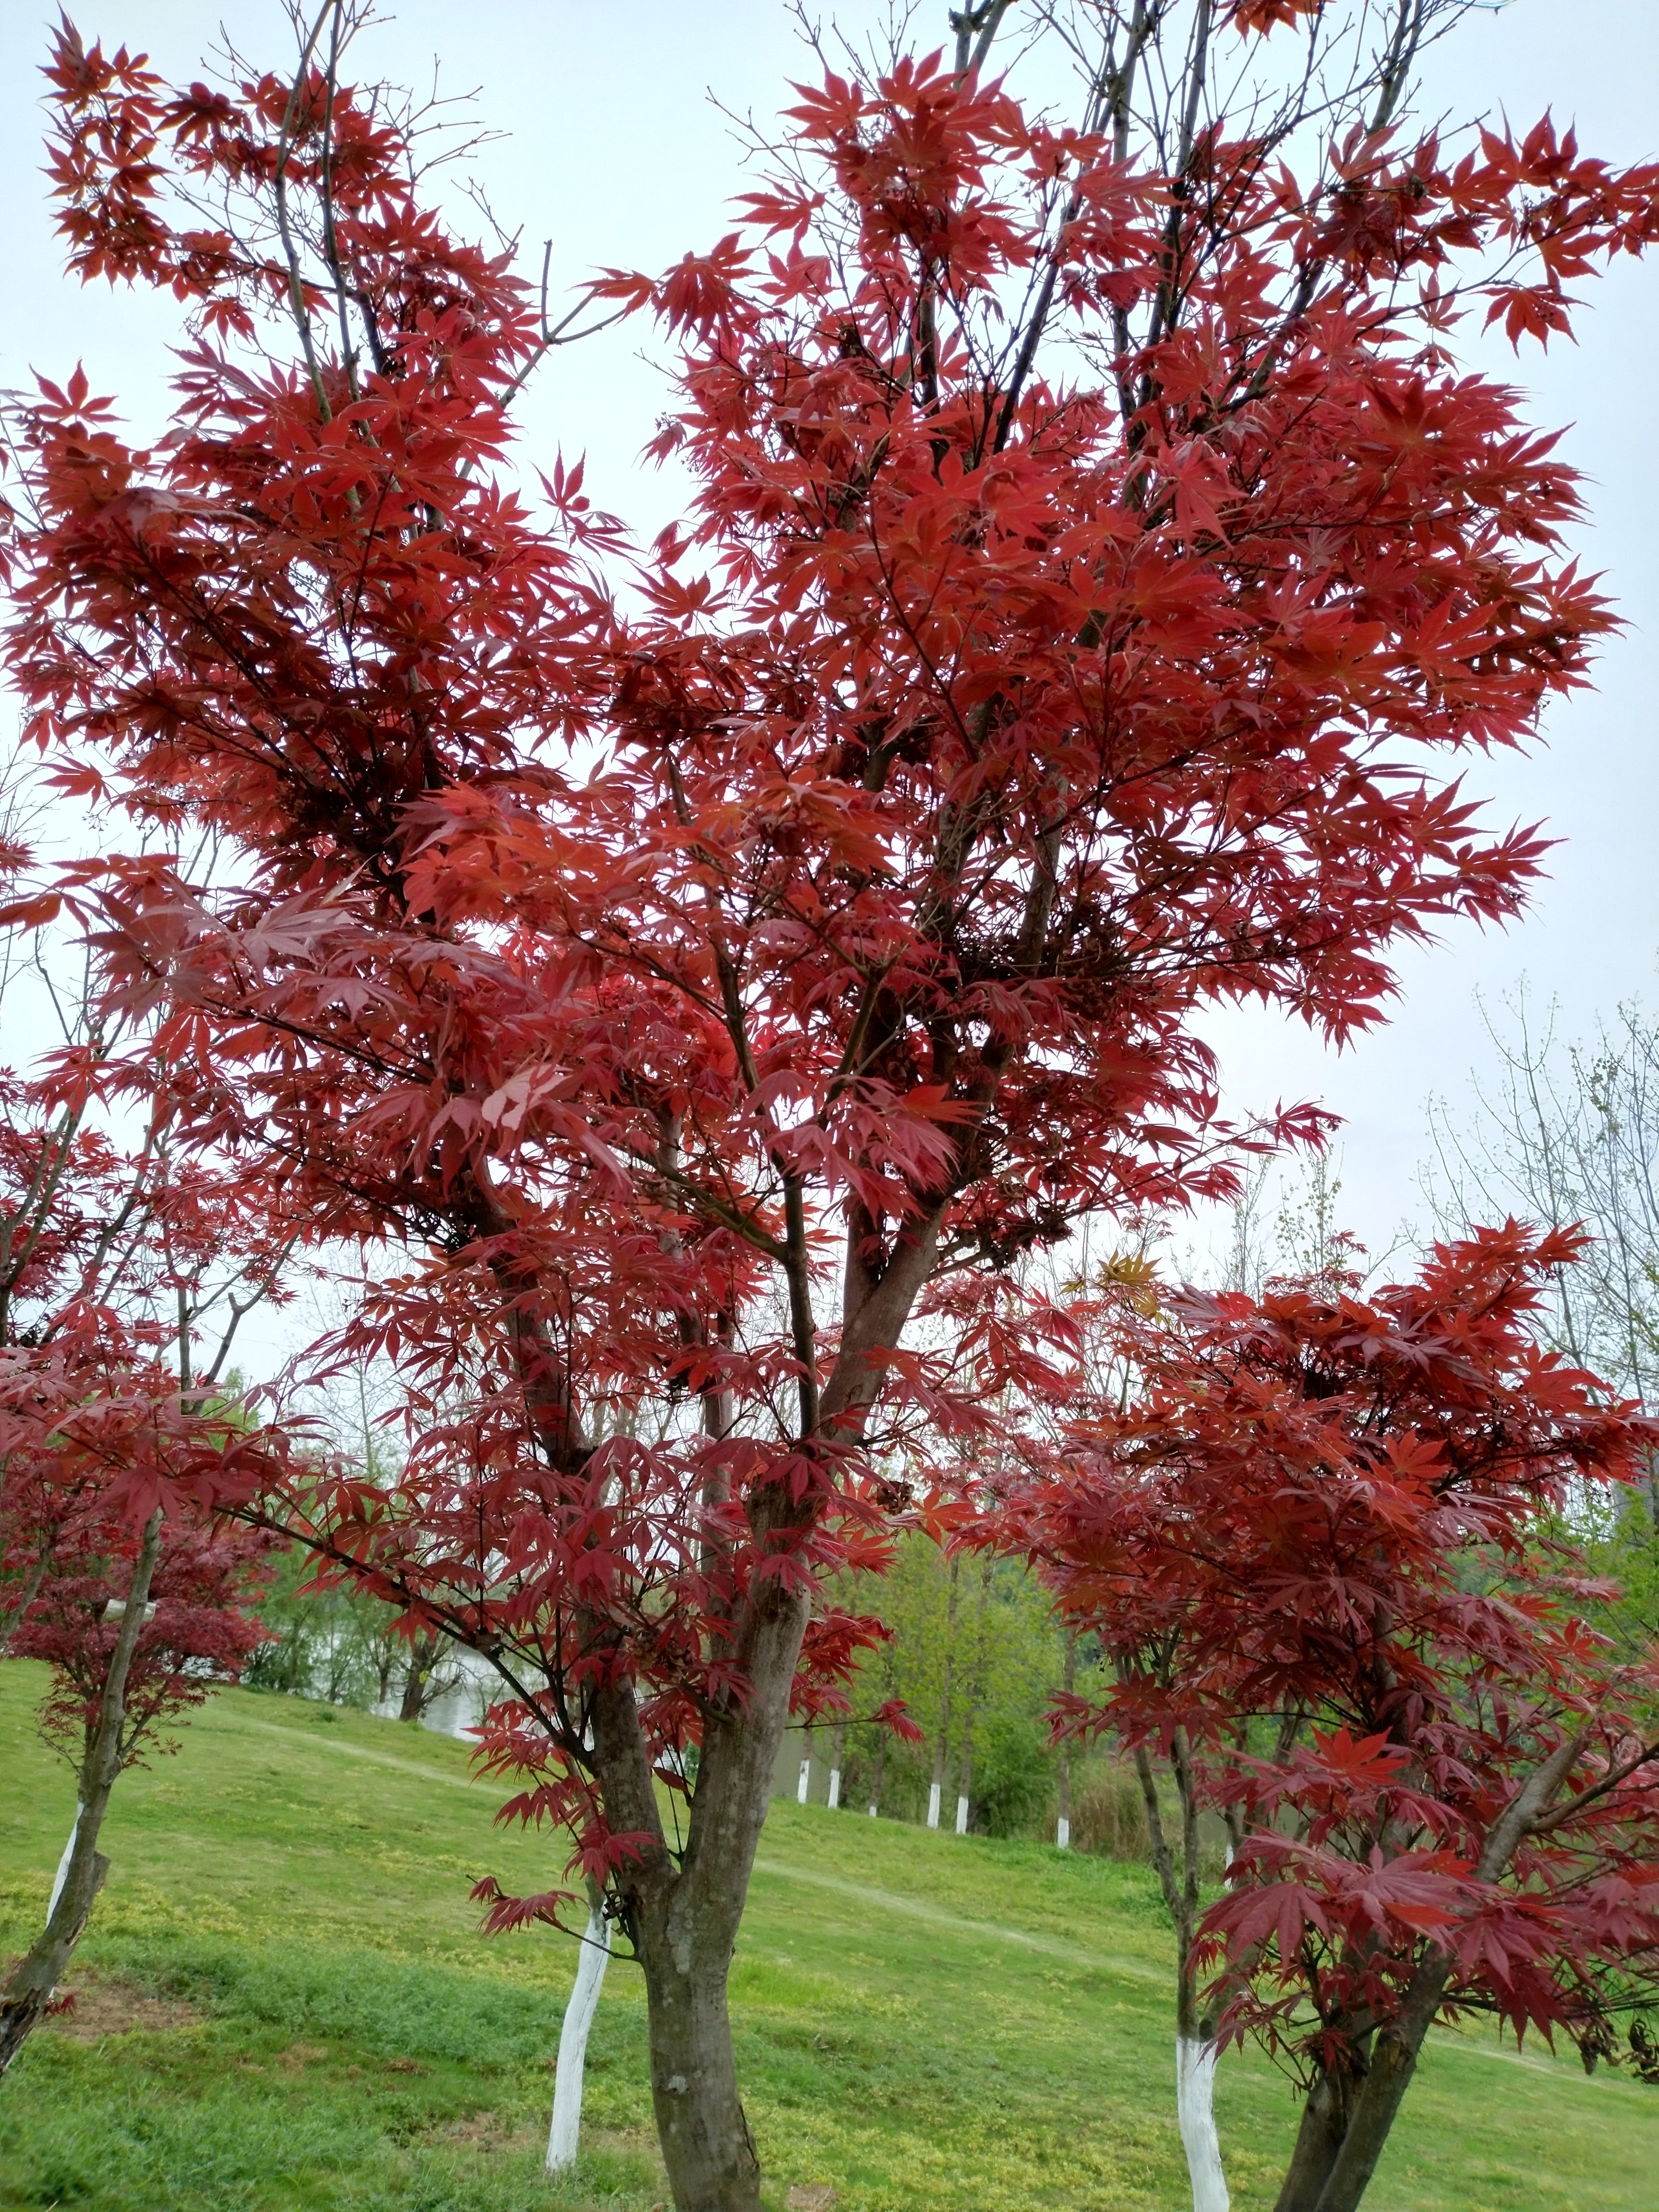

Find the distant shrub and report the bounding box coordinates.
[1071,1764,1150,1861]
[969,1716,1054,1838]
[842,1731,931,1822]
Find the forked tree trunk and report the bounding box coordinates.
[1273,2056,1365,2212]
[1271,1736,1581,2212]
[1306,2039,1421,2212]
[505,1193,947,2209]
[398,1630,438,1720]
[589,1567,813,2212]
[1275,1959,1450,2212]
[0,1510,162,2079]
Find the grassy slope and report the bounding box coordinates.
[1,1661,1654,2212]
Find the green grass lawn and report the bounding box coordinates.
[1,1660,1655,2211]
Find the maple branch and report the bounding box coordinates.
[991,7,1134,452]
[0,1536,56,1661]
[644,1156,787,1265]
[1370,0,1429,136]
[952,1,1018,78]
[1526,1736,1659,1839]
[318,3,362,397]
[0,1099,85,1333]
[781,1172,820,1439]
[1475,1727,1590,1882]
[496,248,633,410]
[197,1234,303,1394]
[272,0,338,424]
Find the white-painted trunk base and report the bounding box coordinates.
[954,1794,969,1835]
[867,1802,878,1817]
[797,1757,811,1804]
[546,1908,612,2175]
[47,1806,82,1922]
[827,1768,841,1809]
[1056,1815,1070,1851]
[1175,2032,1229,2212]
[926,1781,941,1829]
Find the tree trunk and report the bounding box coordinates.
[590,1564,811,2212]
[928,1556,960,1829]
[398,1630,437,1720]
[1057,1632,1076,1847]
[953,1556,993,1837]
[0,1539,54,1660]
[827,1721,846,1809]
[637,1912,759,2212]
[1305,2044,1411,2212]
[1133,1724,1233,2212]
[0,1509,162,2079]
[1303,1960,1450,2212]
[867,1726,886,1817]
[1271,1731,1567,2212]
[1176,2031,1229,2212]
[502,1190,944,2207]
[1272,2059,1363,2212]
[546,1879,612,2175]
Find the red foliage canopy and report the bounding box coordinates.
[14,1514,272,1767]
[5,24,1652,1653]
[1013,1226,1659,2157]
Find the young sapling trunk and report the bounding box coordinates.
[546,1875,612,2175]
[1133,1733,1229,2212]
[0,1510,163,2078]
[1057,1632,1076,1847]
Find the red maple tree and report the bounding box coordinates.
[4,5,1657,2200]
[1016,1225,1659,2212]
[15,1514,272,1762]
[0,913,294,2071]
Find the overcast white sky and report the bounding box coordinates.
[1,0,1655,1314]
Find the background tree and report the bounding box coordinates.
[7,1508,271,1975]
[0,1281,279,2077]
[834,1532,1061,1828]
[8,4,1659,2205]
[243,1536,445,1712]
[1428,989,1659,1648]
[0,866,294,2075]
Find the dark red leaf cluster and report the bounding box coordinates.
[1011,1224,1659,2074]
